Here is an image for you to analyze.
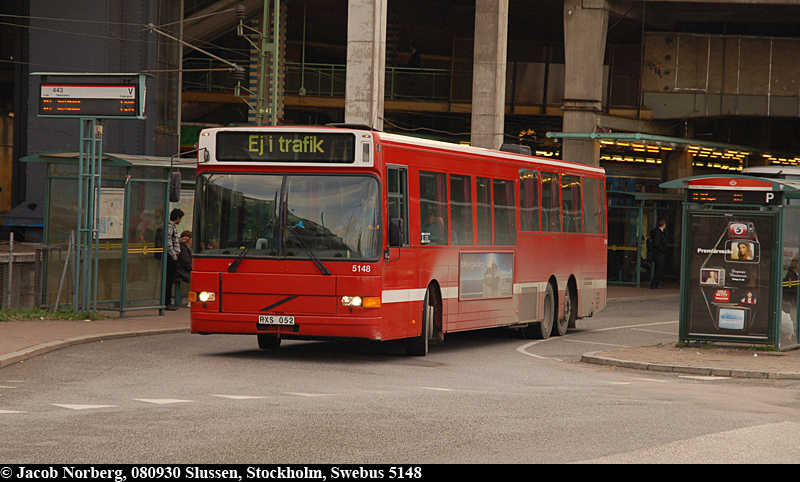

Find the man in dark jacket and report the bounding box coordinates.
[650,219,668,289]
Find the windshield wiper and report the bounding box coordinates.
[286,222,332,276]
[228,221,274,273]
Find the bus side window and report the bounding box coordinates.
[582,177,601,234]
[561,174,582,233]
[450,174,473,245]
[477,177,492,245]
[541,172,561,233]
[493,178,516,246]
[519,169,540,232]
[387,166,409,246]
[419,171,448,246]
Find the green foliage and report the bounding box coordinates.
[746,345,779,352]
[0,308,109,322]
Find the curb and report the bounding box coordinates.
[0,327,190,369]
[581,351,800,380]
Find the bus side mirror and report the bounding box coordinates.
[389,218,404,247]
[169,171,181,202]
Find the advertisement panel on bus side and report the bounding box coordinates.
[459,252,514,300]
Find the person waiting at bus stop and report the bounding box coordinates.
[164,208,184,311]
[177,230,193,283]
[649,219,668,289]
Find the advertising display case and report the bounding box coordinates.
[662,175,800,350]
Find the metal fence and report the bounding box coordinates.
[0,233,75,311]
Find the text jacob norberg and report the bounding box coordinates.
[18,467,126,482]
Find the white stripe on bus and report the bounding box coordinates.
[381,280,606,304]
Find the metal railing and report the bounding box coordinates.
[0,233,74,311]
[182,58,454,101]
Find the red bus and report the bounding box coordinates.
[188,125,607,355]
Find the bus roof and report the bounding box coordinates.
[198,125,605,176]
[376,131,606,176]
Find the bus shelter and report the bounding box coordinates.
[662,174,800,350]
[607,191,682,287]
[21,151,196,317]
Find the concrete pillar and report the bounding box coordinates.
[345,0,387,130]
[470,0,508,150]
[562,0,608,166]
[664,150,693,192]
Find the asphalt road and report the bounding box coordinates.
[2,298,800,464]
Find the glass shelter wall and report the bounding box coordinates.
[607,193,682,286]
[124,180,168,310]
[37,154,196,316]
[779,207,800,350]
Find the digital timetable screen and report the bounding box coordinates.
[39,84,141,118]
[689,189,779,205]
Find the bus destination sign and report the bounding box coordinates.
[689,189,780,205]
[216,132,356,163]
[39,84,140,118]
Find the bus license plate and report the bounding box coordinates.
[258,315,295,325]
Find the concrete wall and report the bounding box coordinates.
[643,32,800,118]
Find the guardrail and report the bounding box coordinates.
[182,58,454,101]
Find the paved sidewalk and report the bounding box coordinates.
[0,308,189,368]
[1,283,799,379]
[595,282,800,379]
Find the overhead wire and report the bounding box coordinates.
[0,10,251,69]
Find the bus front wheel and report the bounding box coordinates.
[407,290,433,356]
[257,334,281,350]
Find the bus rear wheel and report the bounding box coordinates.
[552,284,574,337]
[257,334,281,350]
[407,290,433,356]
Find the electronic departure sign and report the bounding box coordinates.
[686,177,781,206]
[689,189,780,205]
[40,84,139,118]
[35,73,146,119]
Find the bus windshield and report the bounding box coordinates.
[196,173,381,260]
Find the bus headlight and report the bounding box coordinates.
[341,296,380,308]
[198,291,216,303]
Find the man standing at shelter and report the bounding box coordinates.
[650,219,668,289]
[165,208,185,310]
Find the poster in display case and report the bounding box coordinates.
[687,214,773,339]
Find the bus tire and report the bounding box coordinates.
[525,283,554,339]
[553,283,575,336]
[407,290,433,356]
[257,334,281,350]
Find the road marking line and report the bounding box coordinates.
[631,378,672,383]
[0,386,17,388]
[134,399,195,404]
[632,328,678,335]
[419,387,453,391]
[52,404,116,410]
[516,341,564,361]
[517,321,679,359]
[587,321,679,333]
[562,339,630,347]
[0,409,26,414]
[285,392,337,397]
[210,394,269,400]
